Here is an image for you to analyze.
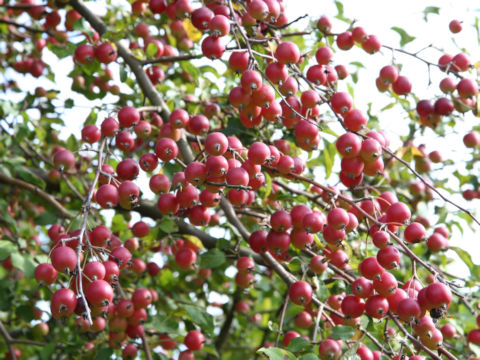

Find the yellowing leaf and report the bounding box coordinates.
[183,235,204,250]
[46,91,58,100]
[352,329,364,340]
[232,2,244,11]
[395,146,407,158]
[410,146,424,157]
[183,18,202,42]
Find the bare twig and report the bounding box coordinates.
[0,18,52,35]
[75,137,107,325]
[274,292,289,347]
[0,321,16,360]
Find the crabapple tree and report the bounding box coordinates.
[0,0,480,359]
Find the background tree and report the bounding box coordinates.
[0,0,479,359]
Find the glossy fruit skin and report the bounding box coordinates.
[467,329,480,344]
[155,138,179,161]
[294,310,313,329]
[249,230,268,253]
[51,288,77,319]
[205,132,228,155]
[357,346,374,360]
[392,76,412,95]
[202,36,225,59]
[84,261,106,280]
[425,282,452,308]
[341,294,365,318]
[331,92,353,114]
[440,323,456,339]
[81,125,101,143]
[132,288,153,309]
[359,257,384,280]
[53,149,75,170]
[282,331,300,346]
[449,19,462,33]
[86,279,114,306]
[35,263,58,285]
[117,106,140,128]
[327,207,350,230]
[365,295,389,319]
[289,280,313,306]
[175,247,197,270]
[275,41,301,64]
[318,338,341,360]
[397,298,422,322]
[51,245,77,273]
[95,42,117,64]
[184,330,205,351]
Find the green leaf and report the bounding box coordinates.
[199,65,220,77]
[163,161,183,179]
[72,18,92,34]
[10,252,36,278]
[298,354,318,360]
[423,6,440,21]
[153,353,170,360]
[450,246,480,280]
[257,347,296,360]
[323,139,334,179]
[0,241,16,260]
[471,343,480,357]
[342,342,361,360]
[331,325,355,340]
[158,216,178,233]
[95,347,113,360]
[111,213,128,233]
[84,108,98,126]
[349,61,365,69]
[202,345,219,358]
[40,343,56,360]
[184,304,214,334]
[35,212,58,225]
[66,134,77,151]
[334,0,350,23]
[264,171,272,198]
[16,166,45,188]
[181,61,200,79]
[120,66,128,82]
[146,42,159,58]
[286,336,310,352]
[48,42,77,59]
[17,305,34,321]
[199,248,226,268]
[391,27,415,46]
[64,98,74,109]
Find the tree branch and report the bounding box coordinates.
[141,53,204,66]
[0,18,51,35]
[214,290,241,355]
[0,172,72,219]
[0,321,16,360]
[141,334,153,360]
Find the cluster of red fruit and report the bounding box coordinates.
[32,218,206,357]
[415,50,477,128]
[335,130,388,187]
[317,16,381,55]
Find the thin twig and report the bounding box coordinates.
[274,293,289,347]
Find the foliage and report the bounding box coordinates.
[0,0,479,359]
